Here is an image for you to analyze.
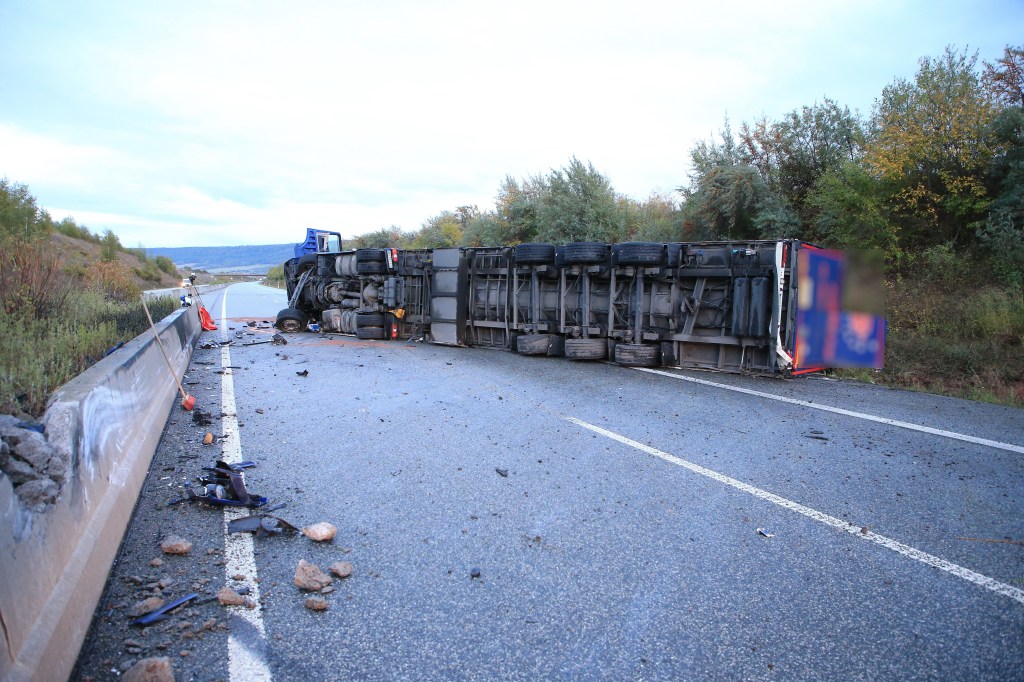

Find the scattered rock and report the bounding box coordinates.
[255,408,264,414]
[294,560,332,591]
[1,455,42,486]
[320,586,334,594]
[231,573,246,581]
[122,656,174,682]
[302,522,337,542]
[216,586,247,606]
[129,597,166,618]
[328,562,353,579]
[202,432,214,446]
[160,535,192,555]
[304,596,329,611]
[16,478,59,509]
[149,558,164,568]
[470,567,481,579]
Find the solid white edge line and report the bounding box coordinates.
[219,286,273,681]
[634,367,1024,455]
[566,416,1024,607]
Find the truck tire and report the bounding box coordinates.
[564,242,608,265]
[356,248,386,263]
[516,333,561,356]
[296,253,318,269]
[616,242,665,266]
[356,261,387,275]
[614,343,661,367]
[564,337,607,360]
[275,307,307,333]
[514,243,556,265]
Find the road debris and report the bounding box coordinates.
[756,528,775,538]
[304,596,329,611]
[160,535,192,554]
[216,586,254,608]
[271,333,288,345]
[328,562,353,579]
[302,522,337,542]
[129,596,166,618]
[131,593,200,626]
[296,369,309,377]
[179,460,267,508]
[228,514,299,538]
[202,432,214,445]
[294,560,332,591]
[191,410,213,427]
[495,468,509,478]
[122,656,174,682]
[470,567,482,579]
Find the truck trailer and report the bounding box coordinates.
[275,230,884,376]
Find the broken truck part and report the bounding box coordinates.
[276,230,885,375]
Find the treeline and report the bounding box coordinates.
[0,178,178,282]
[350,45,1023,288]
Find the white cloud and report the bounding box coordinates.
[1,0,1019,246]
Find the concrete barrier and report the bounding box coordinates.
[0,304,203,682]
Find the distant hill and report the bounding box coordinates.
[146,244,294,274]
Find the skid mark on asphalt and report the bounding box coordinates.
[567,416,1024,607]
[219,286,273,681]
[634,368,1024,454]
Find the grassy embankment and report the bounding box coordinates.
[838,274,1023,407]
[1,233,179,417]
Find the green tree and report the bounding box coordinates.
[352,226,413,248]
[738,99,865,234]
[100,229,123,262]
[866,46,997,247]
[412,211,463,248]
[0,178,47,243]
[625,193,680,241]
[535,158,627,243]
[806,159,901,256]
[682,162,771,240]
[494,175,545,244]
[154,255,177,276]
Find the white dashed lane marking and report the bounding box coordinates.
[566,416,1024,607]
[218,286,273,682]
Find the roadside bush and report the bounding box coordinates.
[0,293,179,415]
[0,239,74,317]
[155,255,177,276]
[977,211,1024,289]
[86,261,142,302]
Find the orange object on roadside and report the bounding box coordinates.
[198,306,218,331]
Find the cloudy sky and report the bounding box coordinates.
[1,1,1021,247]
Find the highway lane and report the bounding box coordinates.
[74,282,1024,680]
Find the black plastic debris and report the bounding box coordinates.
[182,460,267,508]
[131,593,199,626]
[228,514,299,538]
[271,333,287,345]
[296,369,309,377]
[495,468,509,478]
[192,410,213,426]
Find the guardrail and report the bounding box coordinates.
[0,304,203,682]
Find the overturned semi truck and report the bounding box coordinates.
[275,229,885,376]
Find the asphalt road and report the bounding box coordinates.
[74,282,1024,681]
